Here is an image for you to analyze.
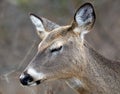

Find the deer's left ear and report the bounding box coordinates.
[72,3,96,39]
[30,13,48,39]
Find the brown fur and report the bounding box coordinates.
[20,3,120,94]
[25,25,120,94]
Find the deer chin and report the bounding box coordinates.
[28,80,41,86]
[27,79,45,86]
[28,77,61,86]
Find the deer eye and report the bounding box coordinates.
[50,46,62,53]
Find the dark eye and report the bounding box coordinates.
[50,46,62,53]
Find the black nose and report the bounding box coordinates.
[20,73,33,86]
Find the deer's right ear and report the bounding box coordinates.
[30,13,48,39]
[72,3,95,40]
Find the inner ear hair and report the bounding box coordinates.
[30,13,45,32]
[74,3,96,29]
[71,3,96,42]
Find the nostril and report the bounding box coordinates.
[20,74,33,85]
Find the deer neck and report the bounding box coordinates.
[67,41,120,94]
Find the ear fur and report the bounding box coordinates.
[74,3,95,29]
[30,13,60,39]
[30,13,45,32]
[30,13,48,39]
[73,3,96,40]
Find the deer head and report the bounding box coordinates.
[19,3,95,86]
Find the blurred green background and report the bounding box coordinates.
[0,0,120,94]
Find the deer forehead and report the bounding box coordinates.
[38,25,74,50]
[38,40,64,52]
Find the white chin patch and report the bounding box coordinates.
[30,83,37,86]
[27,68,45,80]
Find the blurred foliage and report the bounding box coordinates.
[17,0,34,11]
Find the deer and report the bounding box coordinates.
[19,3,120,94]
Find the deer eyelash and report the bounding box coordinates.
[50,46,62,53]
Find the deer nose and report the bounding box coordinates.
[20,73,33,86]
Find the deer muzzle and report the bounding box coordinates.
[19,73,41,86]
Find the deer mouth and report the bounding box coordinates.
[27,80,45,86]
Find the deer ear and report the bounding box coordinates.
[73,3,95,39]
[30,13,48,39]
